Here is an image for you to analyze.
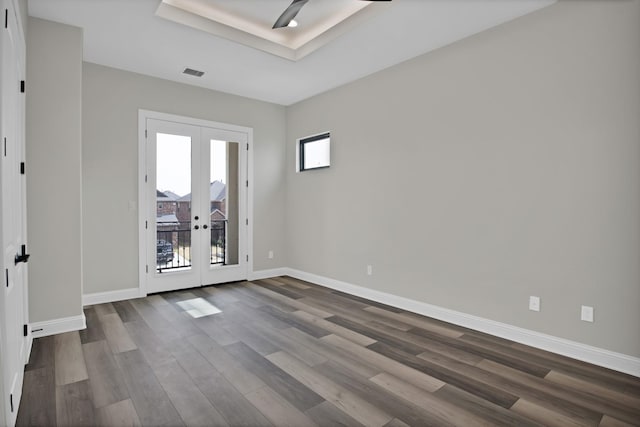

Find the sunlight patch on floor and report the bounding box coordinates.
[176,297,222,318]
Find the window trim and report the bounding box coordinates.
[298,132,330,172]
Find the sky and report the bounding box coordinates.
[156,133,228,197]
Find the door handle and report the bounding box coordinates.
[15,245,30,265]
[194,225,200,230]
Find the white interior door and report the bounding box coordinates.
[144,117,248,293]
[0,1,28,425]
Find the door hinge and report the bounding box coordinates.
[9,393,13,413]
[145,220,148,229]
[5,269,8,288]
[20,80,25,93]
[146,265,148,273]
[246,255,249,262]
[145,174,148,183]
[246,218,248,226]
[23,324,28,337]
[246,180,249,187]
[145,129,148,138]
[20,162,24,174]
[246,143,249,150]
[3,137,6,156]
[4,9,8,29]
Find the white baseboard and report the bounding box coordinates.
[250,268,289,281]
[83,287,144,306]
[30,314,86,338]
[284,268,640,378]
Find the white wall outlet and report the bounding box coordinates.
[529,296,540,312]
[268,250,274,259]
[366,265,373,276]
[581,305,594,322]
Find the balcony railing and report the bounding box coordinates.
[156,220,227,272]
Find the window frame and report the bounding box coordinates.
[298,132,330,172]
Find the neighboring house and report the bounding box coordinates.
[176,181,227,223]
[156,190,178,216]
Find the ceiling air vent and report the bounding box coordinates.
[183,68,204,77]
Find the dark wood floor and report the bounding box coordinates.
[16,276,640,426]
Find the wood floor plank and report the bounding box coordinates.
[511,399,593,427]
[281,327,380,379]
[153,359,229,427]
[599,414,638,427]
[80,307,106,344]
[371,372,490,427]
[305,400,364,427]
[114,349,184,426]
[82,340,129,408]
[123,319,176,368]
[364,306,463,338]
[99,312,137,354]
[249,320,329,367]
[187,333,266,395]
[258,305,331,338]
[55,380,95,426]
[192,313,239,346]
[112,300,143,323]
[545,370,640,410]
[267,351,393,427]
[243,282,333,318]
[384,419,411,427]
[321,333,445,393]
[509,341,640,396]
[434,384,542,427]
[410,327,552,378]
[191,369,274,427]
[16,366,56,427]
[54,331,89,385]
[95,399,142,427]
[328,316,425,354]
[315,358,456,427]
[245,386,318,427]
[224,341,324,411]
[368,340,519,408]
[271,277,311,290]
[291,310,377,346]
[223,321,281,356]
[129,298,184,342]
[25,336,55,371]
[477,359,640,425]
[93,302,117,317]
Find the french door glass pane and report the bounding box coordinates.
[209,140,239,266]
[156,132,192,272]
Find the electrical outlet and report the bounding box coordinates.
[529,296,540,312]
[366,265,373,276]
[581,305,594,322]
[268,250,274,259]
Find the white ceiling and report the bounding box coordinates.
[28,0,555,106]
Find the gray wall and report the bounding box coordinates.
[82,63,286,295]
[26,18,84,322]
[285,0,640,357]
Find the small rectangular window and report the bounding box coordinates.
[299,132,330,172]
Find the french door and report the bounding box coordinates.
[0,1,28,425]
[143,116,249,293]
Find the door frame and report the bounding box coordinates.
[137,110,254,296]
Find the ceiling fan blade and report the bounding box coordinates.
[273,0,309,29]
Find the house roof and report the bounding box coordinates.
[157,190,178,202]
[157,214,179,225]
[178,181,226,202]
